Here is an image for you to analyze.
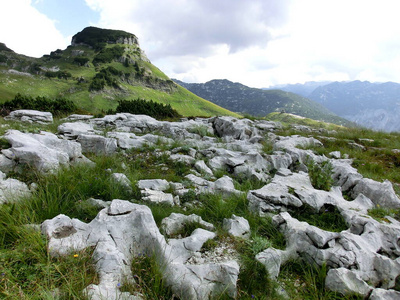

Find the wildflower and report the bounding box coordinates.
[73,254,79,258]
[117,283,121,287]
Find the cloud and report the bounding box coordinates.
[0,0,68,57]
[85,0,291,59]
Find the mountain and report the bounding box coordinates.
[265,81,332,97]
[0,27,237,117]
[174,79,352,126]
[308,80,400,132]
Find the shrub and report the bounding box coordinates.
[111,98,181,119]
[89,67,122,91]
[73,56,90,66]
[307,159,333,191]
[44,70,72,80]
[92,46,124,65]
[1,93,77,116]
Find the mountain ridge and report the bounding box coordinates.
[174,78,353,126]
[0,27,238,118]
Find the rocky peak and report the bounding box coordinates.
[71,26,139,48]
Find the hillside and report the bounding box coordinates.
[174,79,352,126]
[0,27,237,117]
[1,110,400,299]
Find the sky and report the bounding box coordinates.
[1,0,400,88]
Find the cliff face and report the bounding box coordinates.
[71,26,139,48]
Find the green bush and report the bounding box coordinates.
[89,67,122,91]
[72,26,135,50]
[73,56,90,66]
[1,93,77,116]
[44,70,72,80]
[92,46,124,65]
[307,159,334,191]
[111,98,181,119]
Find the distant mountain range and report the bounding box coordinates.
[174,79,352,126]
[269,80,400,132]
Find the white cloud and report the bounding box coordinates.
[0,0,68,57]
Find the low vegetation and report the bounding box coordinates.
[111,98,182,119]
[1,110,399,299]
[1,93,77,116]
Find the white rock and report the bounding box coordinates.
[77,134,118,155]
[161,213,215,236]
[58,122,95,138]
[137,179,169,191]
[325,268,372,297]
[222,214,250,239]
[42,200,239,300]
[110,173,132,193]
[141,189,174,205]
[5,109,53,124]
[194,160,213,176]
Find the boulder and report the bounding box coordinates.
[161,213,215,236]
[5,109,53,124]
[351,178,400,208]
[222,215,250,239]
[4,130,89,173]
[42,200,239,300]
[325,268,372,297]
[77,134,118,155]
[0,171,31,204]
[110,173,132,193]
[212,116,258,140]
[137,179,169,191]
[194,160,214,176]
[141,189,174,205]
[58,122,95,139]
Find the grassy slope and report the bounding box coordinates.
[0,45,238,117]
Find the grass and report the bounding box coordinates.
[1,112,398,299]
[270,113,400,191]
[278,260,363,300]
[0,43,240,118]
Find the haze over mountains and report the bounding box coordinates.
[268,81,400,132]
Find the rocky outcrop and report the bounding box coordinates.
[2,111,400,299]
[2,130,91,173]
[42,200,239,300]
[5,110,53,124]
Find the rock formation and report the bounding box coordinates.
[1,111,400,299]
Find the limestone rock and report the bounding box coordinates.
[351,178,400,208]
[369,288,400,300]
[194,160,214,176]
[42,200,239,300]
[0,171,31,204]
[137,179,169,191]
[4,129,89,173]
[222,215,250,239]
[325,268,372,297]
[141,189,174,205]
[110,173,132,193]
[5,109,53,124]
[161,213,215,236]
[58,122,95,139]
[77,134,118,155]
